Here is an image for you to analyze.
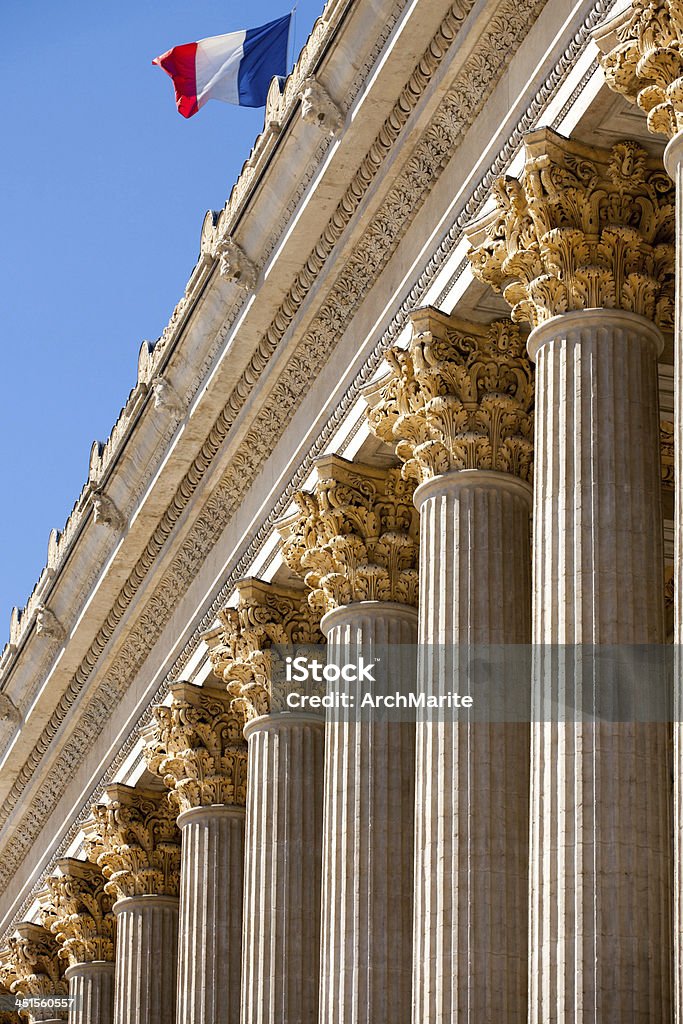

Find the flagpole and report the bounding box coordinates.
[289,4,297,72]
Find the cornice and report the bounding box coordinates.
[0,0,484,861]
[0,0,400,679]
[0,0,616,933]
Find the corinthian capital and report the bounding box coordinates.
[83,784,181,901]
[467,128,675,328]
[204,580,323,722]
[363,308,533,483]
[597,1,683,138]
[0,923,67,1014]
[142,681,247,811]
[277,456,419,614]
[43,859,115,966]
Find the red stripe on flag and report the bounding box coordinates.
[152,42,199,118]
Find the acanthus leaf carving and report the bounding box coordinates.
[277,456,419,614]
[466,128,675,328]
[363,309,534,483]
[204,579,323,722]
[42,860,115,966]
[598,0,683,139]
[142,681,247,812]
[0,923,67,1019]
[82,785,181,902]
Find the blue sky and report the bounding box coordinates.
[0,0,323,637]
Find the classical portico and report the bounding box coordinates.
[0,0,681,1023]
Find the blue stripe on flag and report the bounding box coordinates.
[238,13,292,107]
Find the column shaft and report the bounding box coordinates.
[66,962,114,1024]
[176,807,244,1024]
[528,309,672,1021]
[319,604,417,1024]
[241,715,324,1024]
[666,133,683,1024]
[113,896,178,1024]
[412,471,531,1022]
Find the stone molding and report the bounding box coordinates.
[0,0,482,839]
[142,681,247,812]
[598,0,683,138]
[467,127,675,328]
[205,580,323,722]
[83,785,181,902]
[0,923,67,1009]
[0,0,410,678]
[42,860,115,967]
[363,308,533,483]
[278,455,419,613]
[0,0,613,929]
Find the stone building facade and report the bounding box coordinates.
[0,0,681,1021]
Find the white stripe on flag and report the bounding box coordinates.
[195,29,247,108]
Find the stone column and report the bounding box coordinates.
[43,859,116,1024]
[141,681,247,1024]
[0,923,68,1023]
[468,127,674,1021]
[279,456,419,1024]
[84,784,181,1024]
[63,964,115,1024]
[205,579,325,1024]
[364,309,534,1022]
[599,17,683,1017]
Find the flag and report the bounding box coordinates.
[153,13,292,118]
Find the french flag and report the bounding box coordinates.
[153,13,292,118]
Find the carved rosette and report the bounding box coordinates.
[598,1,683,139]
[43,860,115,966]
[142,681,247,812]
[277,456,419,615]
[83,785,181,902]
[204,580,323,722]
[363,308,533,484]
[0,924,67,1018]
[467,128,675,329]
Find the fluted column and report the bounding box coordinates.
[64,964,115,1024]
[113,896,177,1024]
[0,923,68,1023]
[468,127,674,1021]
[280,456,419,1024]
[364,309,534,1021]
[142,681,247,1024]
[84,785,181,1024]
[42,859,116,1024]
[206,579,325,1024]
[598,17,683,1017]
